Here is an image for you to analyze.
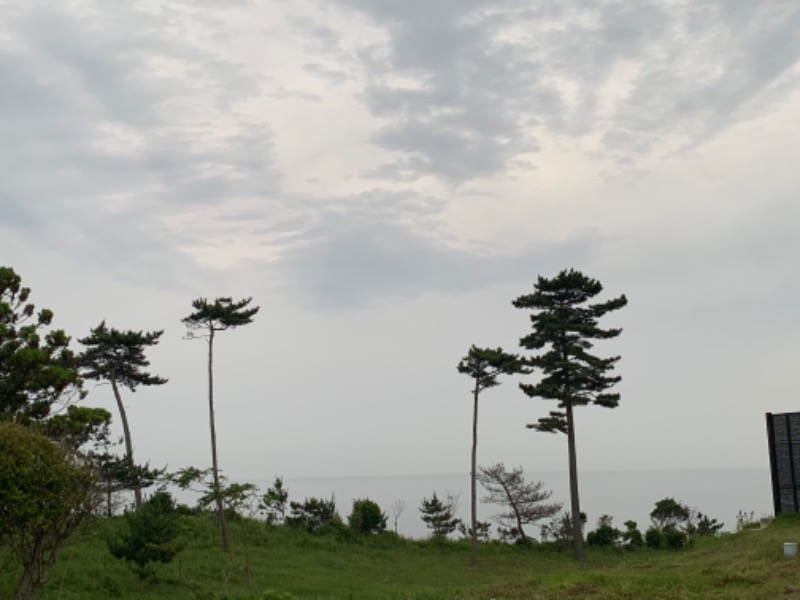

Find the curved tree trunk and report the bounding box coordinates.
[470,379,480,567]
[111,373,142,510]
[207,326,229,550]
[566,402,585,560]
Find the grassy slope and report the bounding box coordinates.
[4,515,800,600]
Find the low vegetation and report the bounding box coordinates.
[1,512,798,599]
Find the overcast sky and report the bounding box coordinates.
[2,0,800,485]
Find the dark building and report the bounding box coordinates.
[766,411,800,514]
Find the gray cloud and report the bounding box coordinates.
[321,0,800,182]
[1,2,282,279]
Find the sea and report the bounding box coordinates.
[258,468,773,540]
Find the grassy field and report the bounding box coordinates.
[4,515,800,599]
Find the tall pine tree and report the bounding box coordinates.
[182,297,259,551]
[513,269,626,560]
[457,345,524,566]
[79,322,167,510]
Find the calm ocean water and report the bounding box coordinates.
[267,469,772,539]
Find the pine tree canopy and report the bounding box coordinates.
[513,269,627,434]
[457,345,526,392]
[181,297,259,334]
[0,266,83,421]
[79,321,168,391]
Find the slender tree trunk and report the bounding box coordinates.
[111,373,142,510]
[470,379,479,567]
[207,326,229,550]
[565,402,585,560]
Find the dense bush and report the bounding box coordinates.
[645,527,663,549]
[107,491,184,588]
[348,498,387,534]
[586,515,621,548]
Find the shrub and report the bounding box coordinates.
[348,498,387,534]
[622,520,644,549]
[285,496,342,534]
[586,515,621,547]
[663,526,687,550]
[419,492,461,538]
[107,491,184,588]
[644,527,663,549]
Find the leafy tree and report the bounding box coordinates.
[107,491,183,590]
[79,321,167,509]
[0,421,100,600]
[650,497,690,530]
[513,269,627,560]
[348,498,387,535]
[457,346,525,566]
[262,476,290,525]
[0,266,83,423]
[285,496,342,534]
[586,515,622,547]
[182,296,259,550]
[477,462,561,543]
[419,492,461,539]
[42,404,112,451]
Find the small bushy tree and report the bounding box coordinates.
[621,520,644,549]
[262,476,290,525]
[286,496,342,534]
[107,491,183,590]
[419,492,461,538]
[0,422,99,600]
[348,498,387,534]
[586,515,622,547]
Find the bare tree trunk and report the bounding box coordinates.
[207,327,229,550]
[470,379,479,567]
[111,373,142,510]
[566,402,585,560]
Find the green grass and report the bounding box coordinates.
[4,515,800,599]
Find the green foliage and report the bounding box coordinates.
[644,526,663,549]
[261,476,289,525]
[285,496,342,534]
[348,498,387,535]
[586,515,622,548]
[79,321,167,391]
[663,526,687,551]
[106,491,183,586]
[457,520,492,542]
[4,512,800,599]
[457,346,526,392]
[513,269,628,433]
[0,266,83,423]
[695,512,724,536]
[0,421,99,599]
[621,520,644,549]
[42,405,112,450]
[182,297,260,333]
[650,497,690,530]
[419,492,461,538]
